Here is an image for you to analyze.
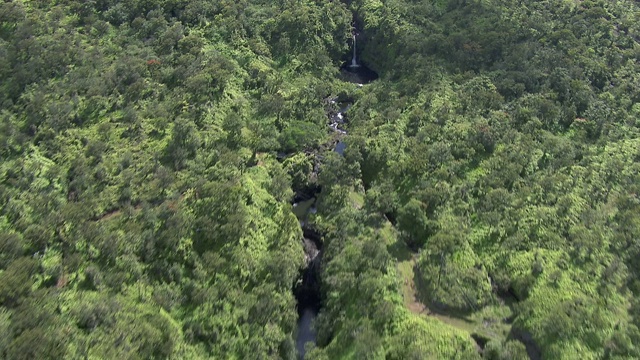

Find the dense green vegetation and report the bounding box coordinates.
[1,0,640,359]
[0,0,351,358]
[308,0,640,358]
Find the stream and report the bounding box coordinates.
[292,26,378,359]
[292,97,349,358]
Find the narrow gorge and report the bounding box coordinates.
[293,19,379,357]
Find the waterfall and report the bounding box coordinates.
[350,34,359,68]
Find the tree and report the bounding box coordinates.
[0,233,24,269]
[397,198,434,249]
[0,258,39,308]
[483,340,529,360]
[164,118,201,170]
[283,153,313,191]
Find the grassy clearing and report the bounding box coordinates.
[384,220,511,342]
[349,191,364,209]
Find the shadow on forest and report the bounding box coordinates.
[387,239,413,262]
[412,265,476,323]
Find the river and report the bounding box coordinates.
[293,25,378,359]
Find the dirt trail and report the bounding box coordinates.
[397,257,426,314]
[391,241,481,334]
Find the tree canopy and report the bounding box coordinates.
[1,0,640,359]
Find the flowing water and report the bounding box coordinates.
[294,238,321,359]
[350,34,359,68]
[294,23,379,359]
[293,100,351,359]
[296,309,318,356]
[334,141,347,156]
